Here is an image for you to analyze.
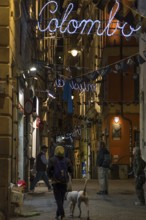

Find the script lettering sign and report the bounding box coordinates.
[38,0,141,37]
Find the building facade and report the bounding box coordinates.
[0,0,54,218]
[0,0,146,219]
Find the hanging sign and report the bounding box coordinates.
[55,78,96,92]
[38,0,141,37]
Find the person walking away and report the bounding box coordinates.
[133,146,146,206]
[48,145,73,220]
[96,141,111,195]
[30,145,52,192]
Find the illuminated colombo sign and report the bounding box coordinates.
[38,0,141,37]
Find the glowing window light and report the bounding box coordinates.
[38,0,141,37]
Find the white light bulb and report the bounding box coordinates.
[71,49,78,57]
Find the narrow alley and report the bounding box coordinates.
[10,179,146,220]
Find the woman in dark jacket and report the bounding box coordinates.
[48,145,73,220]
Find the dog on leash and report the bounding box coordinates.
[66,176,90,220]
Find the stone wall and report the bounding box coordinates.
[0,0,17,219]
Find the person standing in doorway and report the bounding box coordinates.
[96,141,111,195]
[48,145,73,220]
[29,145,52,192]
[133,145,146,206]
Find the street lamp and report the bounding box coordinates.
[68,49,80,57]
[30,66,37,72]
[114,116,120,123]
[70,49,78,57]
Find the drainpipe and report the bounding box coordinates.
[120,34,133,168]
[121,102,133,167]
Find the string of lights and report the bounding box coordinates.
[73,52,142,79]
[40,51,145,80]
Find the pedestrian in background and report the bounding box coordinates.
[48,145,73,220]
[133,145,146,206]
[96,141,111,195]
[30,145,52,192]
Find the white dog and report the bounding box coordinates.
[66,176,90,220]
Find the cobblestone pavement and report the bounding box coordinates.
[10,179,146,220]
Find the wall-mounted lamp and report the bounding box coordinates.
[68,49,80,57]
[22,73,26,79]
[33,77,38,80]
[47,91,56,99]
[114,116,119,123]
[70,49,78,57]
[30,66,37,72]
